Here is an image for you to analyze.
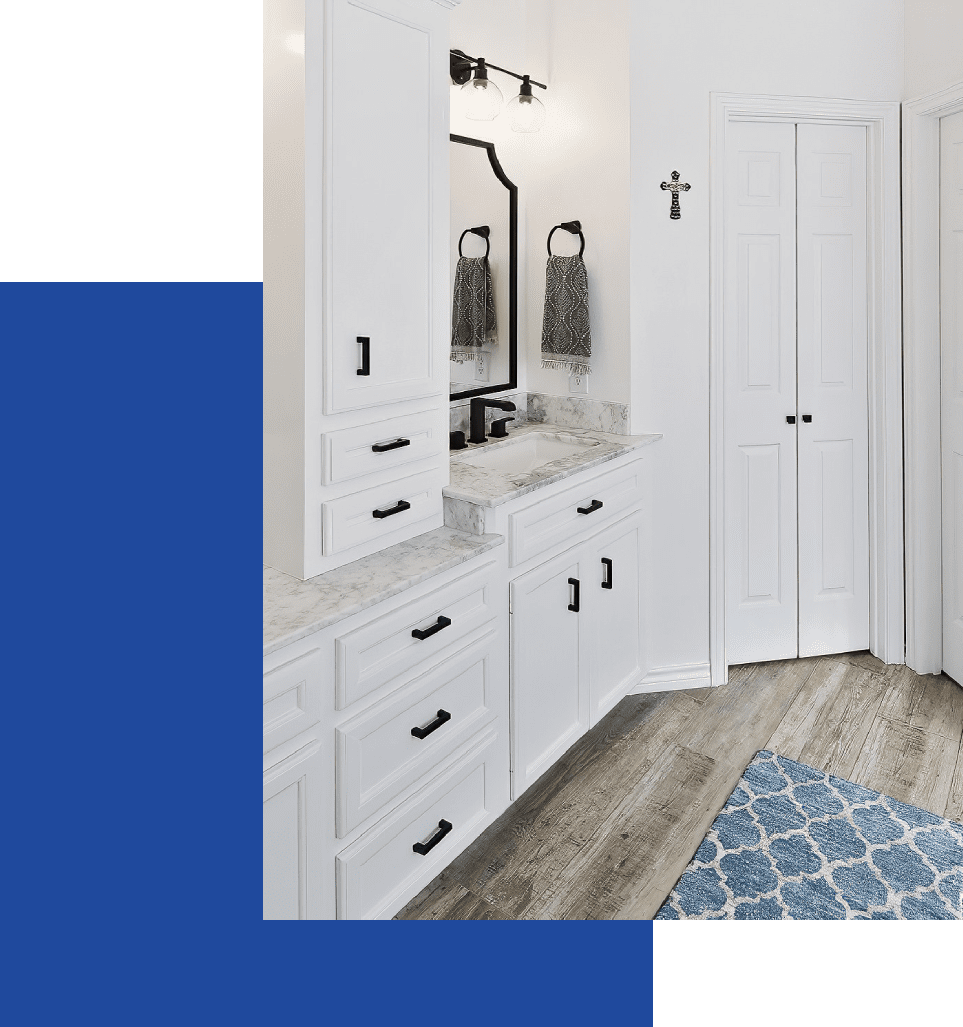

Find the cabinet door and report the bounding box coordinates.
[585,513,644,723]
[323,0,447,413]
[263,741,326,920]
[510,550,589,797]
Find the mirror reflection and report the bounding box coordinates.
[449,134,517,400]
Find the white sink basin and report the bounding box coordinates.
[456,431,599,475]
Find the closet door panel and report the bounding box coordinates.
[941,111,963,684]
[796,124,869,657]
[724,121,799,664]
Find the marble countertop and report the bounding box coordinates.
[264,527,505,655]
[445,422,662,508]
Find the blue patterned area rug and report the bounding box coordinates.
[656,750,963,920]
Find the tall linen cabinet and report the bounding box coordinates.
[264,0,453,581]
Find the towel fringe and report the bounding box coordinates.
[540,356,592,376]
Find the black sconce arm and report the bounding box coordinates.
[450,49,548,90]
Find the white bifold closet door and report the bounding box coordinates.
[724,120,869,665]
[942,110,963,686]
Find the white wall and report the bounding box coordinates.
[904,0,963,98]
[264,0,306,576]
[629,1,904,680]
[450,0,631,404]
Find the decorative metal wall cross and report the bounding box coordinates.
[660,171,690,220]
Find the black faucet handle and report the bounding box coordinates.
[449,430,467,450]
[489,417,513,439]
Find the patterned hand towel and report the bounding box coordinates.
[451,256,496,363]
[541,254,591,376]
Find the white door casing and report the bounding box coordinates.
[796,124,870,657]
[941,110,963,685]
[903,81,963,676]
[710,93,903,685]
[724,120,798,664]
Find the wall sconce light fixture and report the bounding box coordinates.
[450,50,547,131]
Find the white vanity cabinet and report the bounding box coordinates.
[510,511,644,796]
[264,0,451,580]
[448,445,652,800]
[263,541,511,920]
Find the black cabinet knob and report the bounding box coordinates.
[411,616,452,641]
[371,438,410,453]
[601,557,613,589]
[786,415,796,424]
[372,499,411,519]
[356,336,370,376]
[802,414,812,423]
[413,819,453,856]
[411,709,452,740]
[568,577,580,612]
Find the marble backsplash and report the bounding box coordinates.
[449,391,629,436]
[527,393,629,434]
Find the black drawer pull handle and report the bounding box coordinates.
[801,414,812,423]
[371,438,411,453]
[357,336,370,376]
[577,499,603,515]
[601,557,613,589]
[786,415,796,424]
[411,615,452,641]
[568,576,580,612]
[411,709,452,740]
[372,499,411,519]
[413,819,453,856]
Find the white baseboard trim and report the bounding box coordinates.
[628,662,713,695]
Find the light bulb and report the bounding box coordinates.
[461,59,503,121]
[508,93,546,132]
[507,75,546,133]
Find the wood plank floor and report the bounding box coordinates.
[395,653,963,920]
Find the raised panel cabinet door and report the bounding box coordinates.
[585,513,644,724]
[724,119,799,663]
[324,0,447,413]
[510,550,589,798]
[941,110,963,685]
[796,123,870,657]
[263,741,327,920]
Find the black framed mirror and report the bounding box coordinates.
[449,134,517,401]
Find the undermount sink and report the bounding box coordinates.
[456,431,600,475]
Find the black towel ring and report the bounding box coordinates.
[458,225,491,259]
[547,220,584,257]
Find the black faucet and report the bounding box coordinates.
[468,397,516,445]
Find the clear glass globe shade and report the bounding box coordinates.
[508,92,546,133]
[461,77,503,121]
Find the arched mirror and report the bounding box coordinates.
[449,134,517,401]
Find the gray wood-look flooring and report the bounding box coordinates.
[395,653,963,920]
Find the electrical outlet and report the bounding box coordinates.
[569,372,588,394]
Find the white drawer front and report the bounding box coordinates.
[336,558,500,709]
[263,648,324,754]
[322,408,447,486]
[509,458,644,567]
[335,728,501,920]
[336,625,502,837]
[322,470,443,556]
